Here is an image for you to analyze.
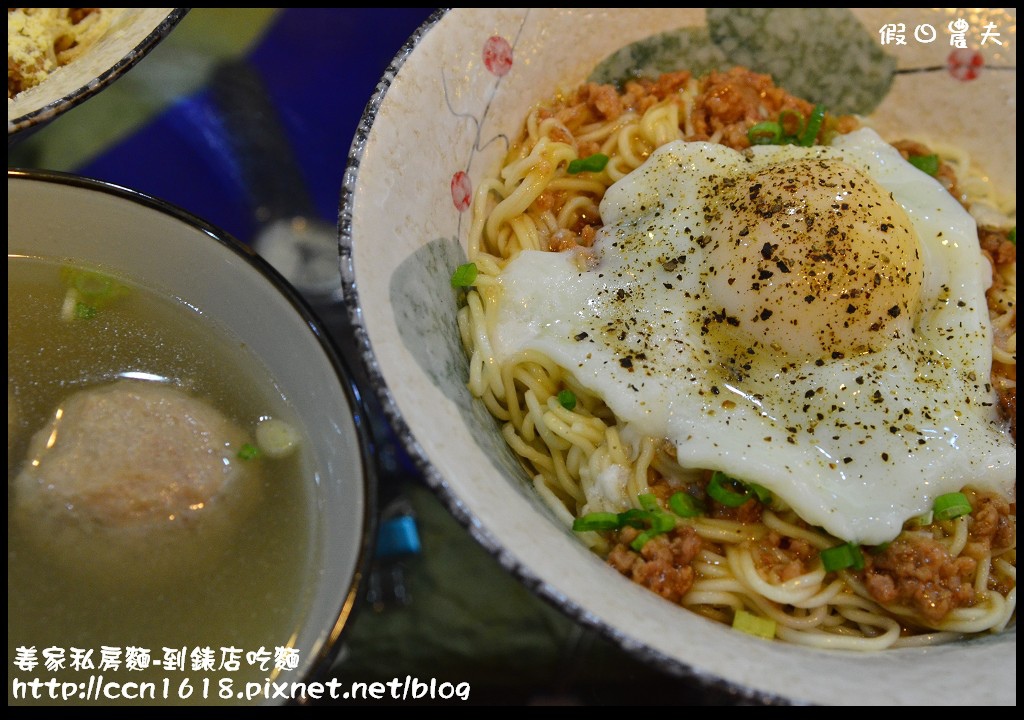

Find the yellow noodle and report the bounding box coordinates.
[458,66,1016,650]
[728,546,826,605]
[945,514,971,557]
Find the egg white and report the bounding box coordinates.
[492,128,1015,544]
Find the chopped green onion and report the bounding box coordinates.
[567,153,609,174]
[748,120,782,146]
[61,268,128,305]
[933,491,972,521]
[237,443,260,461]
[797,104,826,146]
[733,609,776,639]
[629,530,658,552]
[572,495,676,550]
[450,262,478,287]
[906,509,934,528]
[1008,227,1016,245]
[849,545,865,570]
[707,471,752,508]
[572,512,621,532]
[629,510,675,551]
[820,542,865,572]
[643,512,675,536]
[75,303,98,320]
[705,473,773,508]
[747,482,773,505]
[637,493,660,512]
[649,511,676,533]
[868,541,891,555]
[907,153,940,176]
[668,491,704,518]
[616,508,652,529]
[59,267,128,319]
[556,389,577,411]
[749,105,829,147]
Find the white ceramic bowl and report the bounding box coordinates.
[8,9,187,142]
[341,9,1015,706]
[8,169,376,706]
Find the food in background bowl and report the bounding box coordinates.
[8,170,374,706]
[7,8,186,141]
[342,8,1015,706]
[8,8,112,99]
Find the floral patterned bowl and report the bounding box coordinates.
[340,8,1015,705]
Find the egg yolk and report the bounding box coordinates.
[703,157,924,361]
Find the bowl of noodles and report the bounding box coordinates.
[8,8,188,143]
[340,8,1016,705]
[9,169,377,706]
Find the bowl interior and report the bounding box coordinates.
[8,170,373,700]
[8,9,187,139]
[342,8,1015,705]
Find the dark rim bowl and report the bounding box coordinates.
[9,167,378,705]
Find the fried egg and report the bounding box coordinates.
[492,127,1015,544]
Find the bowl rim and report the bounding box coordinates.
[338,7,777,706]
[338,8,1016,707]
[7,8,191,140]
[8,166,381,694]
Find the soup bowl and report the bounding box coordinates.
[8,169,376,706]
[340,8,1016,706]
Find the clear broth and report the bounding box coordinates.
[7,255,317,706]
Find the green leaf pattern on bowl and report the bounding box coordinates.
[588,26,729,86]
[590,8,895,115]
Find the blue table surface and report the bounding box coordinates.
[78,8,433,250]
